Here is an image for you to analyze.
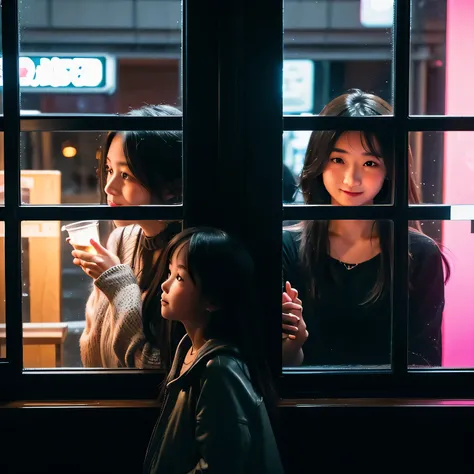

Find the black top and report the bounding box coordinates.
[282,229,445,367]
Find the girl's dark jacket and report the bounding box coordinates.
[143,335,284,474]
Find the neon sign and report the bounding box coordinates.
[0,55,116,93]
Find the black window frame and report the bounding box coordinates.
[1,0,474,401]
[0,0,222,400]
[281,0,474,399]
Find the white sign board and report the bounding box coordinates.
[283,60,314,114]
[360,0,394,28]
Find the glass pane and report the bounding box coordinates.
[410,0,472,116]
[407,220,469,369]
[284,0,393,115]
[19,0,182,114]
[283,127,394,205]
[0,132,4,205]
[411,131,474,205]
[0,4,3,114]
[283,131,309,204]
[20,127,183,205]
[0,222,5,360]
[21,219,183,369]
[282,219,393,369]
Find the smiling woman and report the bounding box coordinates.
[322,131,387,206]
[281,90,451,368]
[299,89,419,206]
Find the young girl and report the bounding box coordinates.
[143,227,283,474]
[282,89,450,367]
[72,104,183,369]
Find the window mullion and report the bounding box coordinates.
[391,0,412,378]
[182,0,219,227]
[2,0,23,387]
[232,0,283,379]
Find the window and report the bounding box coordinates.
[281,0,474,397]
[2,0,474,400]
[1,0,219,398]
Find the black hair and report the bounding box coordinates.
[283,164,298,203]
[99,104,182,205]
[98,104,184,369]
[297,89,450,304]
[156,227,278,426]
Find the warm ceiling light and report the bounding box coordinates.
[62,141,77,158]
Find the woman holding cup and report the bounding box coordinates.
[68,104,183,369]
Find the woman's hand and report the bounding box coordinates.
[70,238,121,280]
[282,281,308,366]
[282,281,308,343]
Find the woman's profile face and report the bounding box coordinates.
[322,131,386,207]
[104,135,152,226]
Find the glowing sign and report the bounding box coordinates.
[360,0,394,28]
[283,60,314,114]
[0,55,116,93]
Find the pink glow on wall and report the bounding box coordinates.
[442,0,474,366]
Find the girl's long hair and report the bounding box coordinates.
[155,227,279,427]
[296,89,450,303]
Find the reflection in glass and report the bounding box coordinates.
[20,105,183,205]
[0,133,5,207]
[19,0,182,113]
[0,224,5,359]
[283,0,393,112]
[410,131,474,206]
[282,220,393,368]
[282,218,451,369]
[412,220,472,369]
[21,219,183,369]
[410,0,474,116]
[404,222,450,368]
[283,131,310,204]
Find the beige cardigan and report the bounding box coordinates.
[79,225,162,369]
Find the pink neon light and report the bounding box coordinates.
[442,0,474,366]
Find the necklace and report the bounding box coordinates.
[182,346,196,366]
[340,261,359,271]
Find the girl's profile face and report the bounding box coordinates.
[104,135,152,226]
[322,131,386,207]
[160,243,208,324]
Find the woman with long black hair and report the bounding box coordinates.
[282,89,450,367]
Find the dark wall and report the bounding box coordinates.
[1,403,473,473]
[279,405,473,473]
[0,405,158,473]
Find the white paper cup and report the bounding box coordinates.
[61,220,100,254]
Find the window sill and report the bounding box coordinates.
[3,398,474,409]
[280,398,474,407]
[0,399,160,409]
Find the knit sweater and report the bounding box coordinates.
[79,224,162,369]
